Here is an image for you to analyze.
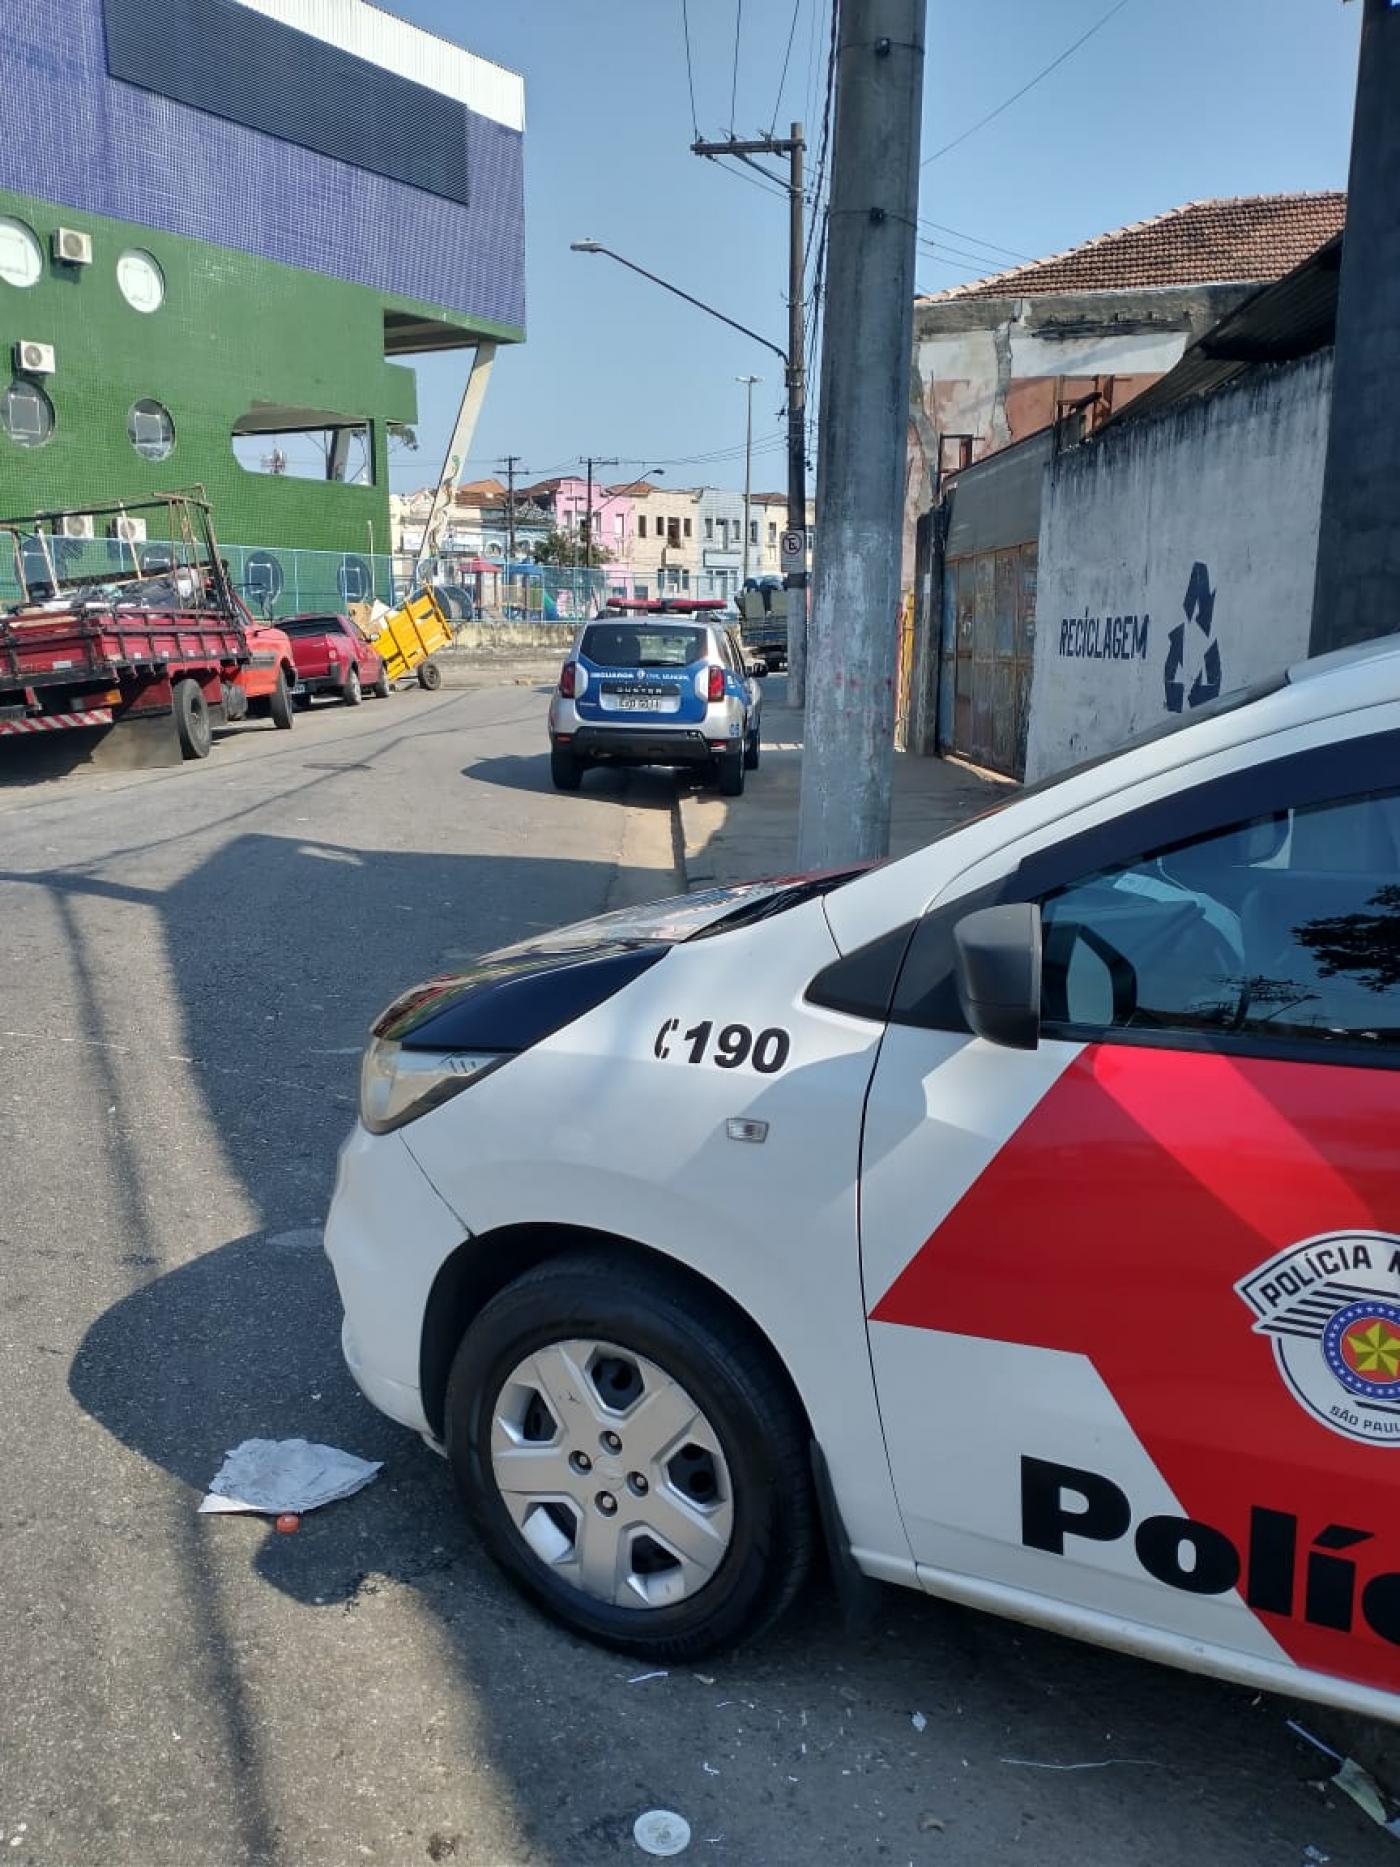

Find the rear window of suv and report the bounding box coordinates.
[280,616,345,637]
[581,624,706,669]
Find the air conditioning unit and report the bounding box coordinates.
[15,340,55,375]
[53,227,93,266]
[108,516,147,544]
[58,513,94,540]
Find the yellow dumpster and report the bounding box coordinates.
[370,589,452,690]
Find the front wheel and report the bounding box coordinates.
[743,723,761,771]
[269,669,295,730]
[342,667,362,707]
[445,1255,815,1659]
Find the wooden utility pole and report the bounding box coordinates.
[693,126,807,700]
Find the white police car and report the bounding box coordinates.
[326,636,1400,1718]
[547,600,761,795]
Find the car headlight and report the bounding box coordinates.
[359,1036,508,1135]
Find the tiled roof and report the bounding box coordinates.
[454,477,506,503]
[919,193,1346,303]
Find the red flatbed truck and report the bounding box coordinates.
[0,492,299,766]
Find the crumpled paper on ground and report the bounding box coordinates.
[199,1438,382,1515]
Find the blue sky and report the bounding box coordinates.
[386,0,1362,495]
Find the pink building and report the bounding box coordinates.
[520,476,636,565]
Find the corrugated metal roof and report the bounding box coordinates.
[1109,233,1341,422]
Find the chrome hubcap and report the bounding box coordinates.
[489,1338,734,1610]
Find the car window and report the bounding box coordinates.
[580,624,705,668]
[1039,787,1400,1052]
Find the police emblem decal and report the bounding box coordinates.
[1236,1233,1400,1444]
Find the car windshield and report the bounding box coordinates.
[580,623,706,669]
[279,616,344,637]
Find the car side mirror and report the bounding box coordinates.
[953,903,1042,1050]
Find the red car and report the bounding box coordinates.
[280,612,390,707]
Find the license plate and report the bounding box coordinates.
[615,695,664,712]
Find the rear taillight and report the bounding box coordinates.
[707,665,725,703]
[559,661,577,698]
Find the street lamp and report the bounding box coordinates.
[570,240,787,368]
[736,375,761,589]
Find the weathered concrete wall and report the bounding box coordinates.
[449,621,576,653]
[1024,350,1334,781]
[904,282,1258,587]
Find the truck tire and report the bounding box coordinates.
[343,667,363,707]
[174,678,212,760]
[269,669,295,730]
[417,660,443,692]
[717,748,746,797]
[372,663,391,699]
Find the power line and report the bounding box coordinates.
[680,0,699,139]
[803,0,838,280]
[709,152,792,205]
[917,217,1034,263]
[922,0,1135,167]
[768,0,804,133]
[729,0,743,130]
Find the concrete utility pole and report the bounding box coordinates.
[582,455,619,575]
[692,126,808,701]
[1310,0,1400,656]
[737,374,760,586]
[797,2,925,870]
[501,454,520,568]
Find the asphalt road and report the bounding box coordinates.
[0,679,1394,1867]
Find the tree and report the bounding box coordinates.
[530,528,613,566]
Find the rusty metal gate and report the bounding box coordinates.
[946,540,1037,778]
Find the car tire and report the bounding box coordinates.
[372,663,391,699]
[743,724,761,772]
[550,745,584,791]
[173,677,212,760]
[717,749,746,797]
[444,1253,815,1660]
[269,669,295,730]
[417,660,443,691]
[343,667,363,707]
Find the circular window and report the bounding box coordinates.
[1,378,54,447]
[127,398,175,461]
[0,218,42,288]
[116,249,165,313]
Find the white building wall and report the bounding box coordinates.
[1024,351,1334,781]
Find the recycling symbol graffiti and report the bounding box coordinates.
[1164,561,1222,713]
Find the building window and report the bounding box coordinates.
[127,398,175,462]
[683,517,692,538]
[613,514,623,539]
[1,378,54,447]
[749,520,759,546]
[705,517,713,541]
[116,249,165,314]
[768,523,777,546]
[0,217,42,289]
[637,515,647,538]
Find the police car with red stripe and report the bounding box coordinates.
[325,636,1400,1720]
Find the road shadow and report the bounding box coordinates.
[464,751,680,815]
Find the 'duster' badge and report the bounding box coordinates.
[1236,1232,1400,1445]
